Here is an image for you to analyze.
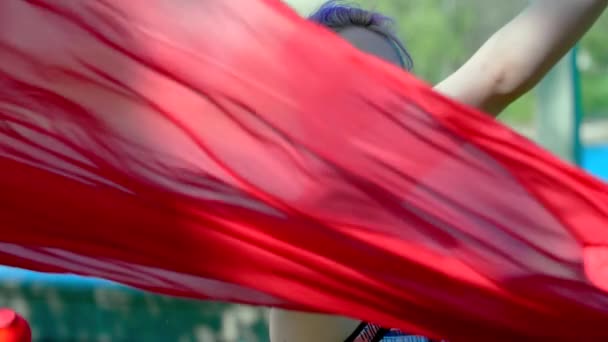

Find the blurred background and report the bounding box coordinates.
[1,1,606,341]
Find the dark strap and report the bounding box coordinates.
[370,327,390,342]
[344,322,367,342]
[344,322,389,342]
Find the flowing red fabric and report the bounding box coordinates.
[1,0,608,340]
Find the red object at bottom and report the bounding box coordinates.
[0,309,31,342]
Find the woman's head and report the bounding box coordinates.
[308,1,412,69]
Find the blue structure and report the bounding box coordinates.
[583,144,608,181]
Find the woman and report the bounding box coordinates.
[270,0,608,341]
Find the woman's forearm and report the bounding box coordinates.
[487,0,607,99]
[436,0,608,115]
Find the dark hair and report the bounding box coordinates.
[308,1,413,70]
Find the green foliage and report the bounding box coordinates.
[580,12,608,119]
[0,282,269,342]
[500,93,536,125]
[580,12,608,71]
[581,72,608,119]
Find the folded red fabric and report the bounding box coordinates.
[1,1,608,340]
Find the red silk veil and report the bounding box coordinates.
[1,0,608,340]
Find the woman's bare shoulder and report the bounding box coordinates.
[269,308,360,342]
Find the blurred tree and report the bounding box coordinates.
[579,11,608,118]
